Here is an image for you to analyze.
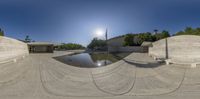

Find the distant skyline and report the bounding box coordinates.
[1,0,200,46]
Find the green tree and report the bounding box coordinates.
[87,38,107,50]
[176,31,185,35]
[133,35,142,46]
[154,30,170,40]
[175,27,200,36]
[124,34,135,46]
[25,35,31,43]
[162,30,170,38]
[58,43,85,50]
[123,30,170,46]
[154,29,158,34]
[184,27,193,34]
[0,28,4,36]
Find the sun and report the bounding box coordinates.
[95,29,104,37]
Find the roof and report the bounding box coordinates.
[141,41,153,47]
[27,42,54,46]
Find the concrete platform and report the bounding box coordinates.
[0,51,200,99]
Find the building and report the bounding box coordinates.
[27,42,54,53]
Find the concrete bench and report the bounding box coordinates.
[165,59,200,68]
[149,55,200,68]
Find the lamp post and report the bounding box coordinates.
[105,28,109,65]
[165,38,168,59]
[105,28,108,49]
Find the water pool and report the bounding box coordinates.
[53,52,131,68]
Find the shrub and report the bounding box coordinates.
[58,43,85,50]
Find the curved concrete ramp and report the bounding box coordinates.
[0,52,200,99]
[91,61,136,95]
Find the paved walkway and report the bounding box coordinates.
[0,51,200,99]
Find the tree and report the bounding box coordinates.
[162,30,170,38]
[124,32,157,46]
[25,35,31,43]
[176,31,185,35]
[184,27,193,34]
[175,27,200,36]
[0,28,4,36]
[58,43,85,50]
[87,38,107,50]
[154,29,158,34]
[133,35,142,46]
[124,34,135,46]
[123,30,170,46]
[154,30,170,40]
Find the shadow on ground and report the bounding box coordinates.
[123,59,165,68]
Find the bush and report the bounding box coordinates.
[58,43,85,50]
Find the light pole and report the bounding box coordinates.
[105,28,109,65]
[105,28,108,49]
[165,38,168,59]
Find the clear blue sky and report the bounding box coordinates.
[1,0,200,46]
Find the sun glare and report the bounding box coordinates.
[95,29,104,37]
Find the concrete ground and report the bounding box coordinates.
[0,51,200,99]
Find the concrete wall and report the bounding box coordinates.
[109,46,147,53]
[108,36,148,53]
[149,35,200,64]
[108,36,125,47]
[0,36,29,63]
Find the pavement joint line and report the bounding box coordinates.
[91,63,137,96]
[37,56,114,97]
[1,52,200,98]
[45,53,187,96]
[130,68,187,96]
[91,61,125,76]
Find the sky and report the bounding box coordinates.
[1,0,200,46]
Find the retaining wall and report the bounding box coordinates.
[149,35,200,64]
[0,36,29,63]
[109,46,148,53]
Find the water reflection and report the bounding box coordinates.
[53,52,130,68]
[96,60,112,67]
